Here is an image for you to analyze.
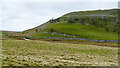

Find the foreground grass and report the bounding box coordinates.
[2,40,118,66]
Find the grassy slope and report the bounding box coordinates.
[31,23,118,40]
[2,40,118,66]
[23,9,118,40]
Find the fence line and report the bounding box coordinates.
[7,35,118,43]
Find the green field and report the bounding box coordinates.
[2,40,118,66]
[31,23,118,40]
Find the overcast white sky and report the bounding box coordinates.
[1,0,119,31]
[1,0,119,2]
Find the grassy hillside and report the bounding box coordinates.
[32,23,118,40]
[23,9,119,40]
[2,40,118,66]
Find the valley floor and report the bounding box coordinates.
[2,40,118,66]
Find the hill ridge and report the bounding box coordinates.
[22,9,119,40]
